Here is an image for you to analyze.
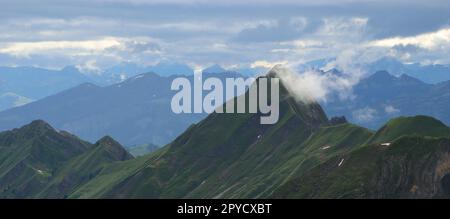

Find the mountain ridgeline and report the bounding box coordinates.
[0,120,133,198]
[1,71,450,198]
[0,72,243,147]
[324,70,450,129]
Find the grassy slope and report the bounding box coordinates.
[128,143,159,157]
[367,115,450,144]
[69,146,168,198]
[70,87,373,198]
[37,136,133,198]
[272,116,450,198]
[273,136,450,198]
[0,121,92,198]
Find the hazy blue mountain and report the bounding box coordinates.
[0,66,92,99]
[202,64,268,77]
[89,62,150,85]
[0,92,32,111]
[230,67,268,76]
[89,61,194,85]
[202,64,226,74]
[323,70,450,129]
[0,66,95,111]
[367,57,450,84]
[297,58,335,72]
[0,72,243,146]
[148,61,194,76]
[294,57,450,84]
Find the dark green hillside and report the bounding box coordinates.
[1,70,450,199]
[128,143,159,157]
[69,71,373,198]
[367,115,450,144]
[0,120,92,198]
[38,136,133,198]
[272,135,450,198]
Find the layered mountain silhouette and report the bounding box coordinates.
[0,72,242,146]
[0,66,92,111]
[1,68,449,198]
[0,120,133,198]
[367,57,450,84]
[3,64,450,148]
[324,70,450,129]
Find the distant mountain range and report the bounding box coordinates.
[305,57,450,84]
[1,57,450,143]
[1,66,449,146]
[367,57,450,84]
[1,70,450,198]
[324,70,450,129]
[0,66,92,111]
[0,62,195,110]
[0,63,265,111]
[90,62,195,85]
[0,72,243,146]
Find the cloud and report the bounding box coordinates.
[76,60,102,74]
[0,92,33,107]
[0,38,121,57]
[232,18,313,42]
[317,17,368,38]
[367,28,450,64]
[251,60,288,69]
[48,0,450,7]
[0,1,449,70]
[384,105,400,114]
[352,107,377,122]
[272,65,358,103]
[370,28,450,50]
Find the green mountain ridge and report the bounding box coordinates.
[0,120,132,198]
[367,115,450,144]
[272,135,450,198]
[1,72,450,198]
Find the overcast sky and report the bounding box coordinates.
[0,0,449,72]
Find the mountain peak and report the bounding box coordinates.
[150,61,194,76]
[96,135,119,146]
[202,64,226,74]
[364,71,398,84]
[371,70,395,79]
[21,120,55,133]
[260,65,329,127]
[95,136,133,160]
[266,64,287,78]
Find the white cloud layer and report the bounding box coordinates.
[0,1,449,71]
[0,38,121,57]
[272,65,359,103]
[352,107,377,122]
[370,28,450,50]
